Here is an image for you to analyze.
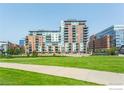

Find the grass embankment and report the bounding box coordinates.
[0,67,96,85]
[0,56,124,73]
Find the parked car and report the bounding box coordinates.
[119,45,124,54]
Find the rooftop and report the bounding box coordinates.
[64,19,86,22]
[29,30,60,33]
[95,25,124,36]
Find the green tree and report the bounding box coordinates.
[6,47,24,55]
[6,48,14,55]
[14,48,20,55]
[32,50,38,57]
[107,47,117,55]
[20,47,25,54]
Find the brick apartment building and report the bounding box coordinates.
[25,19,88,54]
[25,30,61,53]
[60,20,88,53]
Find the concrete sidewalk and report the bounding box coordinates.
[0,62,124,85]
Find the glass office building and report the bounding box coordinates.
[19,39,25,47]
[89,25,124,50]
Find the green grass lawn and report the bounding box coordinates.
[0,67,96,85]
[0,56,124,73]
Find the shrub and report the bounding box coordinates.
[53,53,56,56]
[107,47,117,55]
[32,51,38,57]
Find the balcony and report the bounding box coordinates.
[83,35,88,38]
[64,38,68,39]
[72,28,76,30]
[64,32,68,34]
[83,27,88,29]
[64,31,68,33]
[65,22,71,25]
[83,31,88,34]
[64,39,68,41]
[64,27,68,29]
[83,36,88,38]
[35,39,39,40]
[64,33,68,35]
[72,41,76,42]
[72,32,76,34]
[83,40,87,42]
[64,41,68,43]
[25,41,28,44]
[79,23,85,25]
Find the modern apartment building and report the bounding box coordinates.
[25,30,61,53]
[25,19,88,54]
[89,25,124,51]
[60,20,88,53]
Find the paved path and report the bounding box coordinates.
[0,62,124,85]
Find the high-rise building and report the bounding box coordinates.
[25,19,88,54]
[60,20,88,53]
[89,25,124,51]
[19,39,25,47]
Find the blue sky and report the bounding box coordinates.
[0,3,124,44]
